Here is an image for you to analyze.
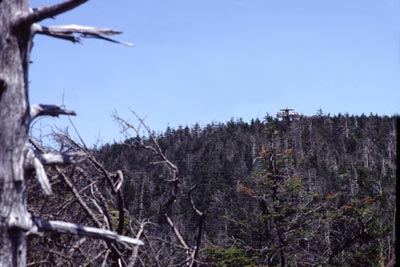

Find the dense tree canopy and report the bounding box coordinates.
[65,113,395,267]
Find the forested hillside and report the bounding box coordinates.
[92,113,396,267]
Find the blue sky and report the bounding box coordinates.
[29,0,400,145]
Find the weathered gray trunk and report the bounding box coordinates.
[0,2,138,266]
[0,0,32,266]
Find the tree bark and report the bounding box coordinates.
[0,1,32,266]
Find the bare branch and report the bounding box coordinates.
[32,218,144,246]
[56,132,121,193]
[27,138,85,196]
[149,236,188,251]
[129,109,178,174]
[113,111,207,266]
[164,214,190,251]
[25,148,53,195]
[188,185,204,216]
[127,222,147,267]
[19,0,88,25]
[112,111,178,177]
[142,233,162,267]
[92,185,115,232]
[188,185,206,267]
[46,249,82,265]
[31,104,76,120]
[38,151,87,166]
[114,170,124,192]
[33,24,134,46]
[45,24,121,35]
[29,138,46,154]
[32,155,53,195]
[67,116,89,152]
[101,249,111,267]
[51,132,129,240]
[58,170,103,228]
[56,180,97,215]
[66,237,87,257]
[83,249,106,267]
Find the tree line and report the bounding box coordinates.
[60,113,395,267]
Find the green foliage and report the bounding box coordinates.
[202,247,261,267]
[109,206,130,232]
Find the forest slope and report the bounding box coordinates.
[95,113,396,267]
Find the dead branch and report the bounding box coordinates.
[53,132,126,234]
[25,148,53,195]
[112,111,178,178]
[60,133,127,235]
[51,133,131,265]
[58,133,120,193]
[30,136,130,265]
[56,180,98,214]
[39,151,87,166]
[32,24,133,46]
[90,184,113,231]
[29,138,46,154]
[188,185,206,267]
[30,104,76,120]
[46,249,82,265]
[93,185,115,232]
[114,170,124,192]
[18,0,88,25]
[31,218,144,246]
[83,249,106,267]
[25,142,86,195]
[149,236,188,251]
[58,170,103,228]
[127,221,147,267]
[164,214,190,251]
[142,233,162,267]
[101,249,111,267]
[113,111,205,266]
[188,185,205,217]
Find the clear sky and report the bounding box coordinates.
[29,0,400,146]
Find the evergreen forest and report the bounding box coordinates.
[27,113,396,267]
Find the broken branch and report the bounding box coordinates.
[31,104,76,120]
[33,24,134,46]
[32,218,144,246]
[25,148,53,195]
[19,0,88,25]
[38,151,86,166]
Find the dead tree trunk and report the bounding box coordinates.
[0,1,33,266]
[0,1,137,266]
